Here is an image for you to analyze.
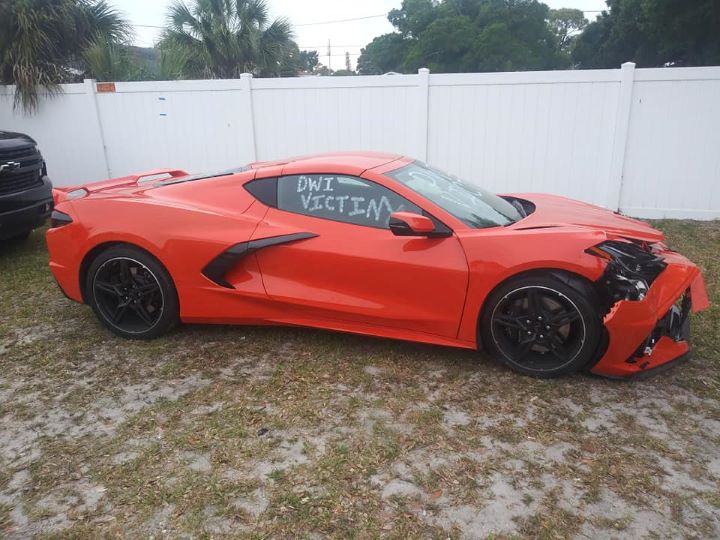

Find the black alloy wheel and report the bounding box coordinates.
[93,257,163,332]
[481,274,602,377]
[86,245,179,339]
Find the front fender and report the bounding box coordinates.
[455,227,608,344]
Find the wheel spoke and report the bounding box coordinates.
[118,259,133,284]
[494,314,523,329]
[548,346,568,361]
[526,289,544,317]
[131,302,155,326]
[547,333,570,360]
[550,309,580,326]
[135,282,160,297]
[94,280,119,296]
[515,338,534,360]
[110,301,130,324]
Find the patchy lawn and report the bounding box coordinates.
[1,220,719,539]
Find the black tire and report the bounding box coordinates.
[85,245,179,339]
[479,272,602,378]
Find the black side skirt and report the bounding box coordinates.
[202,232,318,289]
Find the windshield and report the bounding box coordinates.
[387,162,521,228]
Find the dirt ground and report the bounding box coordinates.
[1,220,719,539]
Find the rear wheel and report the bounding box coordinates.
[86,245,179,339]
[480,273,602,378]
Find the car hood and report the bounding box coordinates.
[508,193,664,243]
[0,130,36,149]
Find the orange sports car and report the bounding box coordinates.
[46,152,709,378]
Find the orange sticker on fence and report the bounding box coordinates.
[96,82,116,93]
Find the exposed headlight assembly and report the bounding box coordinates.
[586,240,666,302]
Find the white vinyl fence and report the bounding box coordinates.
[1,63,719,219]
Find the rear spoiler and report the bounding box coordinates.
[53,168,188,205]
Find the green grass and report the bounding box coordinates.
[0,221,718,539]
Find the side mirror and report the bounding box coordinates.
[389,212,436,236]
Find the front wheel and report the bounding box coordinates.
[480,273,603,378]
[85,245,179,339]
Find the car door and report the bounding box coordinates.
[247,173,469,338]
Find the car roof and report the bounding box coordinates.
[250,151,405,175]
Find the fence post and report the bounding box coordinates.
[608,62,636,211]
[417,68,430,161]
[84,78,111,178]
[240,73,257,162]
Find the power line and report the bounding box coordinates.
[132,13,387,30]
[295,13,387,27]
[299,44,365,48]
[133,8,604,33]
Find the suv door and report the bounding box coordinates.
[247,173,469,338]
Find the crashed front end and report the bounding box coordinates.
[586,240,710,378]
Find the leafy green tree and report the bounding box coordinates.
[463,0,563,71]
[645,0,720,65]
[84,43,160,82]
[549,8,587,53]
[573,0,720,68]
[358,0,567,74]
[298,50,319,73]
[84,42,133,82]
[314,64,332,76]
[388,0,436,38]
[161,0,294,78]
[0,0,129,111]
[403,16,477,72]
[357,33,409,74]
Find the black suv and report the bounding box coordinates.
[0,131,53,241]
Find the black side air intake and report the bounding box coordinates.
[202,232,318,289]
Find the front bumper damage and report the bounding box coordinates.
[590,250,710,378]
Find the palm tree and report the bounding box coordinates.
[161,0,294,79]
[0,0,129,112]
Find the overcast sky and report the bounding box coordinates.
[118,0,607,70]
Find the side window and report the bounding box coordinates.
[277,174,421,229]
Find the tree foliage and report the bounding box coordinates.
[360,0,720,73]
[573,0,720,68]
[160,0,294,78]
[549,8,587,52]
[358,0,568,74]
[84,43,161,82]
[0,0,129,111]
[357,34,409,75]
[298,50,319,73]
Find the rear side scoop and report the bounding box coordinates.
[202,232,319,289]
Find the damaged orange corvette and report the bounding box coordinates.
[47,152,709,379]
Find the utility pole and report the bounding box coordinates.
[327,40,331,71]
